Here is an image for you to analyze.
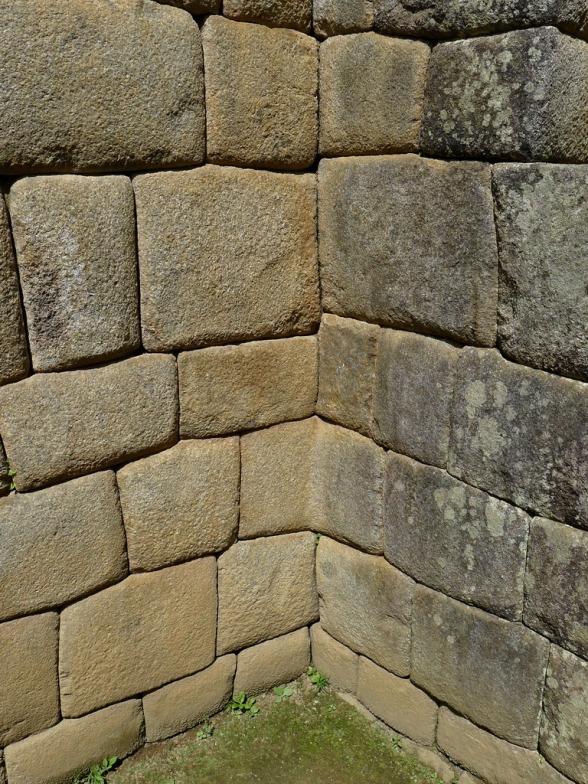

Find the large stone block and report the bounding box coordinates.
[320,34,430,157]
[117,440,239,572]
[9,175,139,372]
[314,0,373,37]
[493,163,588,380]
[217,533,318,653]
[223,0,312,31]
[385,453,529,620]
[310,624,359,693]
[202,17,318,170]
[60,559,217,717]
[319,155,498,345]
[0,614,59,746]
[412,587,549,748]
[449,348,588,529]
[178,337,317,438]
[0,195,28,386]
[134,166,319,351]
[317,537,413,676]
[0,472,127,622]
[234,629,311,695]
[422,28,588,163]
[0,354,177,492]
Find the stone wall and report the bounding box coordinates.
[0,2,587,783]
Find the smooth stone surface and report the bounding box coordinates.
[234,629,311,695]
[0,196,28,385]
[314,0,373,37]
[223,0,312,31]
[310,624,359,693]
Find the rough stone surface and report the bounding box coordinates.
[493,163,588,380]
[0,354,178,492]
[60,559,217,717]
[10,175,139,372]
[217,533,318,653]
[320,34,429,157]
[319,155,498,345]
[314,0,373,37]
[117,440,239,572]
[449,348,588,529]
[310,624,359,693]
[0,441,10,497]
[156,0,219,13]
[385,453,529,620]
[134,166,319,351]
[402,742,457,784]
[143,656,236,743]
[0,472,127,622]
[317,537,414,676]
[223,0,312,32]
[234,629,311,695]
[422,28,588,164]
[202,17,318,170]
[0,614,59,746]
[178,337,317,438]
[412,587,549,748]
[0,196,28,385]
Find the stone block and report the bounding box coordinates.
[493,163,588,380]
[217,533,318,653]
[319,34,430,157]
[134,165,319,351]
[449,347,588,529]
[0,472,127,622]
[0,0,205,174]
[0,195,28,385]
[314,0,373,37]
[118,440,239,572]
[202,17,318,170]
[60,559,217,717]
[9,175,139,372]
[234,629,311,695]
[4,700,144,784]
[0,354,178,492]
[319,155,497,345]
[317,537,414,676]
[422,28,588,163]
[412,587,549,748]
[143,656,236,743]
[178,337,317,438]
[384,453,529,620]
[223,0,312,32]
[310,624,359,693]
[401,741,457,784]
[459,775,484,784]
[0,614,59,746]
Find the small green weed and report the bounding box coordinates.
[195,718,214,740]
[6,460,16,492]
[73,757,118,784]
[229,692,259,716]
[314,532,323,544]
[307,666,329,693]
[273,686,293,703]
[391,735,403,751]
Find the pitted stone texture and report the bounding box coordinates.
[412,588,549,748]
[319,156,497,345]
[449,348,588,529]
[134,166,319,351]
[0,614,59,746]
[143,656,236,743]
[217,533,318,653]
[4,700,144,784]
[10,175,139,372]
[156,0,219,12]
[179,337,317,438]
[320,34,429,157]
[422,28,588,164]
[60,559,217,717]
[0,472,127,622]
[118,440,239,572]
[314,0,373,37]
[374,331,460,469]
[202,17,318,170]
[234,629,311,695]
[0,354,177,492]
[385,453,529,620]
[223,0,312,32]
[310,624,359,693]
[0,196,28,385]
[493,163,588,380]
[317,537,413,676]
[0,0,205,174]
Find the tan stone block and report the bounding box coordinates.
[459,774,484,784]
[0,614,59,746]
[60,559,217,717]
[0,196,28,386]
[118,440,239,572]
[234,629,310,695]
[143,656,236,743]
[310,624,359,693]
[223,0,312,32]
[401,740,457,784]
[314,0,373,37]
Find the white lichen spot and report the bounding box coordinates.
[465,380,487,419]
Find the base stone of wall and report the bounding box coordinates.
[310,624,359,693]
[234,628,311,695]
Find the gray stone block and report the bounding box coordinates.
[0,196,28,386]
[223,0,312,32]
[314,0,373,37]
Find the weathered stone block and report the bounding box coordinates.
[0,614,59,746]
[310,624,359,693]
[60,559,217,717]
[319,155,498,345]
[234,629,311,695]
[422,28,588,163]
[223,0,312,32]
[314,0,373,37]
[412,587,549,748]
[0,472,127,622]
[10,175,139,372]
[217,533,318,653]
[134,166,319,351]
[0,354,177,492]
[202,17,318,170]
[385,453,529,620]
[178,337,317,438]
[0,196,28,385]
[317,537,413,676]
[320,34,429,157]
